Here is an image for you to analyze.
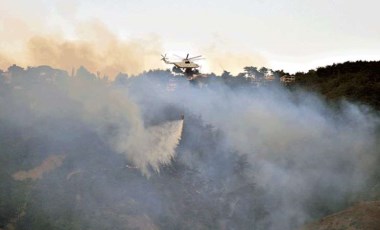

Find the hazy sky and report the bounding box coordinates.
[1,0,379,75]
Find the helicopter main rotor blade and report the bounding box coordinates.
[188,55,202,60]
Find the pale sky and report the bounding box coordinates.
[1,0,379,75]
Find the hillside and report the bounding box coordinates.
[0,63,379,229]
[302,201,380,230]
[294,61,380,110]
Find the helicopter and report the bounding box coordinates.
[161,53,204,79]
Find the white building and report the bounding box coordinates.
[280,75,296,83]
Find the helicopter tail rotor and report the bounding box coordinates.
[161,54,170,63]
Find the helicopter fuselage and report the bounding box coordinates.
[161,54,202,78]
[164,60,199,69]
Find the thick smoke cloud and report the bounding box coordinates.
[127,74,379,228]
[0,20,163,78]
[0,66,182,177]
[0,66,379,229]
[0,16,269,77]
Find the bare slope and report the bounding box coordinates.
[302,201,380,230]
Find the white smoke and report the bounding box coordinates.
[0,69,185,177]
[126,76,380,228]
[1,66,379,229]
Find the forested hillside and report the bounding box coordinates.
[293,61,380,110]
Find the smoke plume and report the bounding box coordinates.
[0,20,164,78]
[0,65,379,230]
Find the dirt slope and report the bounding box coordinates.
[302,201,380,230]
